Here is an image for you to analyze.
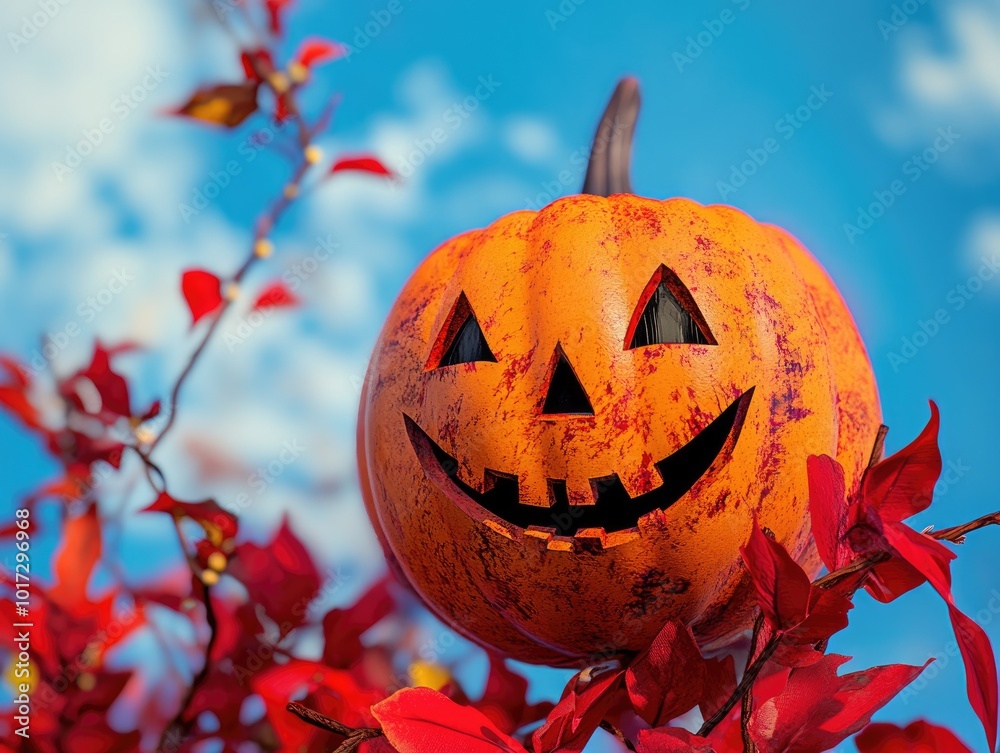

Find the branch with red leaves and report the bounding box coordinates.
[154,20,391,452]
[148,4,393,750]
[698,505,1000,740]
[692,403,998,752]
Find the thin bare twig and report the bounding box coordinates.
[157,581,218,752]
[741,613,764,752]
[287,703,384,753]
[698,626,780,737]
[599,720,637,751]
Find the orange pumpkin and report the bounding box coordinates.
[357,79,880,666]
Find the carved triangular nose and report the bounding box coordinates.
[542,349,594,415]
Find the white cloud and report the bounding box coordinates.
[502,115,560,164]
[877,1,1000,152]
[965,210,1000,266]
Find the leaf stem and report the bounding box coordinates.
[156,581,218,752]
[698,628,780,737]
[286,703,384,752]
[741,613,764,752]
[599,721,637,751]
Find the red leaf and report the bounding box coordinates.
[749,654,930,752]
[881,522,998,750]
[173,82,259,128]
[321,577,395,668]
[626,622,709,726]
[865,554,928,603]
[742,518,812,630]
[0,356,44,430]
[476,654,554,735]
[856,720,973,753]
[229,517,320,630]
[532,663,625,753]
[241,48,274,82]
[255,660,384,748]
[141,492,238,546]
[863,401,941,522]
[740,518,852,649]
[47,429,125,472]
[253,281,299,311]
[265,0,291,34]
[883,523,955,595]
[371,687,527,753]
[635,728,716,753]
[139,398,161,422]
[63,713,143,753]
[62,668,134,721]
[807,454,850,571]
[699,654,737,722]
[61,344,132,420]
[330,155,394,178]
[274,92,290,123]
[181,269,224,325]
[949,606,999,753]
[295,37,346,67]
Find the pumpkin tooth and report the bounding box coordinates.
[573,527,609,552]
[515,475,552,510]
[603,529,643,549]
[545,537,575,552]
[524,525,557,543]
[618,462,662,499]
[483,468,517,492]
[564,481,594,508]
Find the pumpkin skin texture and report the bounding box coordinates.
[357,194,880,666]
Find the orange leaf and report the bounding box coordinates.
[50,504,102,612]
[174,83,259,128]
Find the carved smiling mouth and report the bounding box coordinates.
[404,388,754,538]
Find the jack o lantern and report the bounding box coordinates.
[357,78,880,666]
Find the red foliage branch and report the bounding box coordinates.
[1,2,398,752]
[149,6,392,750]
[697,507,1000,739]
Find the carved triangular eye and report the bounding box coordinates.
[441,313,495,366]
[428,292,497,369]
[626,266,715,349]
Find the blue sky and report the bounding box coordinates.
[2,0,1000,749]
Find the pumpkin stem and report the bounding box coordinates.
[582,76,641,196]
